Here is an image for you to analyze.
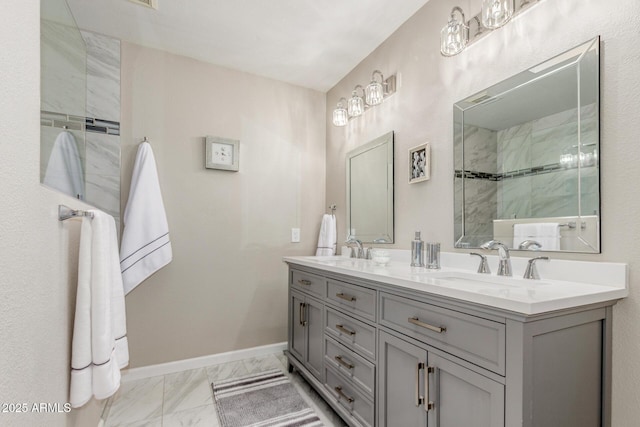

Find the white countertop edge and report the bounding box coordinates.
[283,254,628,316]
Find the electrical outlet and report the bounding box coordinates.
[291,228,301,243]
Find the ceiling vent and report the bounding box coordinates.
[128,0,158,9]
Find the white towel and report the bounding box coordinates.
[70,210,129,408]
[315,214,337,256]
[513,222,560,250]
[120,142,172,294]
[43,131,84,200]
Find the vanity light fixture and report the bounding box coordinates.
[481,0,514,29]
[332,71,396,127]
[365,71,385,106]
[440,0,541,57]
[440,6,469,57]
[348,85,365,118]
[332,98,348,127]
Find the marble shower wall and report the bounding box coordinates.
[497,105,598,219]
[40,22,121,226]
[460,126,498,241]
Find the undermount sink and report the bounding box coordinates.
[425,271,551,288]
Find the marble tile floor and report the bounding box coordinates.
[102,352,347,427]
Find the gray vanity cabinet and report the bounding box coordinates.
[378,331,504,427]
[289,289,324,381]
[286,264,615,427]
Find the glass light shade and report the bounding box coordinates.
[365,81,384,106]
[481,0,514,29]
[440,18,468,56]
[332,105,348,126]
[348,94,364,117]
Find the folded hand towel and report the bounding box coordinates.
[120,142,172,294]
[315,214,337,256]
[70,210,129,408]
[513,222,560,250]
[43,131,84,200]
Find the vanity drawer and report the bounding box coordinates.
[325,307,376,361]
[380,292,506,375]
[291,269,325,298]
[324,336,375,397]
[326,279,376,322]
[325,366,374,427]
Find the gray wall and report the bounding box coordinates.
[326,0,640,424]
[119,42,326,367]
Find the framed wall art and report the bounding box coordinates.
[205,136,239,171]
[408,142,430,184]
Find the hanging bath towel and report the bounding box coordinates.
[315,214,337,256]
[120,141,172,294]
[43,130,85,200]
[70,210,129,408]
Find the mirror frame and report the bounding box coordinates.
[346,131,394,244]
[453,37,601,253]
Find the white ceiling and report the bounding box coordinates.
[65,0,430,92]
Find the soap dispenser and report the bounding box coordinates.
[411,231,425,267]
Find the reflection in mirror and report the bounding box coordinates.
[346,131,394,243]
[40,0,122,227]
[454,37,600,253]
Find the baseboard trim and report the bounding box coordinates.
[120,341,287,382]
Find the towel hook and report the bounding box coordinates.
[142,136,149,143]
[329,204,336,215]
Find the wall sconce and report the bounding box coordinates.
[332,98,348,127]
[348,85,365,117]
[440,0,540,57]
[332,70,396,127]
[365,71,385,106]
[440,7,468,57]
[482,0,514,29]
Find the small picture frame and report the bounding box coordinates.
[205,136,239,171]
[408,142,430,184]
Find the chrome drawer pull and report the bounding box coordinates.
[335,386,355,403]
[336,292,356,302]
[297,279,312,286]
[336,324,356,336]
[335,355,354,370]
[408,317,446,333]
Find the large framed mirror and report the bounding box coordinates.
[346,131,394,243]
[454,37,600,253]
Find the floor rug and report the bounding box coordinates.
[212,369,324,427]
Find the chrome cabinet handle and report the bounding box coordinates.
[335,386,355,403]
[297,279,312,286]
[425,366,435,412]
[408,317,446,334]
[336,292,356,302]
[335,324,356,336]
[416,363,425,407]
[335,355,354,370]
[299,303,307,326]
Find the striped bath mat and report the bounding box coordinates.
[212,369,323,427]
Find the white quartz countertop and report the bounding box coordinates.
[283,253,628,315]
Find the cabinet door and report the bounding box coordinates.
[429,353,504,427]
[305,296,324,380]
[290,290,306,364]
[378,331,428,427]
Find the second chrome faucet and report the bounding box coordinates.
[481,240,512,276]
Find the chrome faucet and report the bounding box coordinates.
[345,236,364,259]
[518,240,542,250]
[523,256,550,280]
[481,240,512,276]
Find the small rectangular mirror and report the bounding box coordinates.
[346,131,394,243]
[454,37,600,252]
